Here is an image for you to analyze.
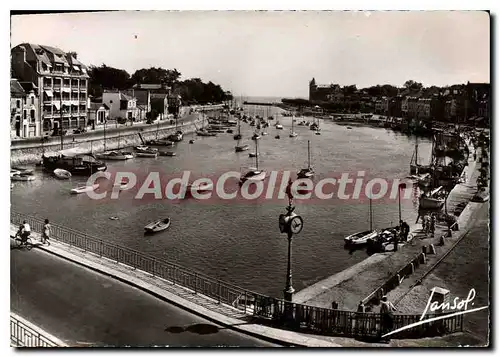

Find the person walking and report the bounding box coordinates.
[401,220,410,242]
[41,219,51,245]
[380,295,397,342]
[430,214,436,237]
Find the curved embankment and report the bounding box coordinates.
[10,114,203,165]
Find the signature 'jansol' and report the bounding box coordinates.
[420,288,476,320]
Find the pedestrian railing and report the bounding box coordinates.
[10,314,62,347]
[11,210,463,339]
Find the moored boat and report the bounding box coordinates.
[54,168,72,179]
[43,148,107,176]
[71,183,99,194]
[297,140,314,179]
[11,173,35,181]
[235,144,250,152]
[344,230,378,245]
[144,218,171,233]
[95,151,133,160]
[159,151,177,157]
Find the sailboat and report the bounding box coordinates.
[315,118,321,135]
[418,137,446,210]
[289,115,298,137]
[197,112,217,136]
[95,125,133,160]
[233,115,242,140]
[297,140,314,178]
[240,139,266,184]
[344,198,378,245]
[410,136,431,175]
[235,139,249,152]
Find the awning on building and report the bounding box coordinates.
[44,90,53,97]
[53,102,61,110]
[62,88,71,93]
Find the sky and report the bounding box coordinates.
[10,11,490,98]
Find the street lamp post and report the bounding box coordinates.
[279,180,304,323]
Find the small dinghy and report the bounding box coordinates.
[275,135,280,139]
[54,168,72,179]
[159,151,177,157]
[189,139,195,144]
[71,183,99,194]
[144,218,171,233]
[11,173,35,181]
[12,167,34,175]
[249,152,258,158]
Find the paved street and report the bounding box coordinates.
[10,244,278,347]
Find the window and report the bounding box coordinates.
[16,100,20,109]
[23,110,27,120]
[30,109,35,122]
[31,96,34,105]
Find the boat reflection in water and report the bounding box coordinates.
[42,147,107,176]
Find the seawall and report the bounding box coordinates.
[10,113,203,165]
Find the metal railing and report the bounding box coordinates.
[10,315,60,347]
[10,210,463,339]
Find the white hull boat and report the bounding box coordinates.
[289,132,298,138]
[96,151,133,160]
[71,183,99,194]
[240,170,266,184]
[344,230,378,245]
[54,169,72,179]
[235,145,249,152]
[275,125,284,130]
[144,218,171,233]
[136,152,158,158]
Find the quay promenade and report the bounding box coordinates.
[11,240,277,347]
[293,140,487,315]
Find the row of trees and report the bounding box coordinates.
[87,65,232,105]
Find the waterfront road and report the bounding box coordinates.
[10,243,278,347]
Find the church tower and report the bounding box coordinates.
[309,78,317,101]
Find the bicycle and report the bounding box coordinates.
[14,233,33,250]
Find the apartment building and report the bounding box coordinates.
[11,43,90,135]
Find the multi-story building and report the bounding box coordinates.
[123,89,151,121]
[151,93,169,119]
[102,90,138,122]
[11,43,89,135]
[416,98,431,119]
[10,79,40,138]
[374,97,389,114]
[309,78,343,102]
[388,96,403,117]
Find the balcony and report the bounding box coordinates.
[42,112,53,119]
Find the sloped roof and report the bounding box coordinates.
[19,81,38,93]
[10,79,25,96]
[123,89,148,105]
[89,102,109,111]
[151,93,167,100]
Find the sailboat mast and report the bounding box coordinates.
[307,140,311,168]
[369,197,373,231]
[415,136,419,166]
[255,139,259,170]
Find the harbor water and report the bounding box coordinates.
[11,104,432,298]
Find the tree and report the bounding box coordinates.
[88,64,132,98]
[342,85,357,96]
[404,80,423,91]
[131,67,181,87]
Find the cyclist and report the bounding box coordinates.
[20,220,31,244]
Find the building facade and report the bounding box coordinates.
[309,78,343,102]
[10,79,40,138]
[150,93,169,120]
[87,102,110,128]
[11,43,89,135]
[102,90,138,122]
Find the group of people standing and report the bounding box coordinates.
[421,213,437,237]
